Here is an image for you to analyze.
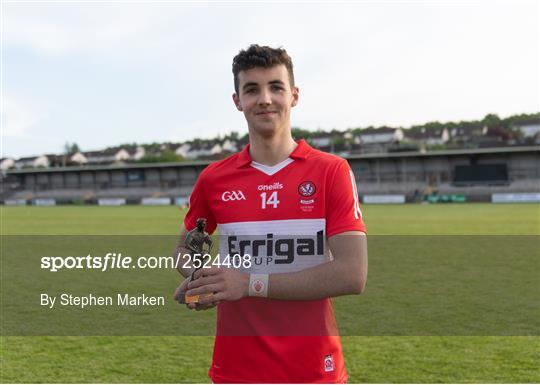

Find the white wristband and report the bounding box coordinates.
[249,274,269,297]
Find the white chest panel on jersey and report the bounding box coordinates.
[217,218,331,274]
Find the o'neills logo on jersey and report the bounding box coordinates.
[257,182,283,191]
[221,191,246,201]
[298,181,316,197]
[227,230,324,265]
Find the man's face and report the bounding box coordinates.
[233,65,299,137]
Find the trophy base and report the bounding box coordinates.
[185,292,213,304]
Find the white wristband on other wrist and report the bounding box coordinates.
[249,274,269,297]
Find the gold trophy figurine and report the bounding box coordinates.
[184,218,214,304]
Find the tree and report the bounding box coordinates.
[291,127,312,140]
[138,150,184,163]
[224,131,240,141]
[63,142,80,155]
[482,113,501,127]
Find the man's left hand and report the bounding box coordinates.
[186,267,249,305]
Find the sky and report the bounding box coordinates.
[2,0,539,158]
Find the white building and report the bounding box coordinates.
[131,146,146,161]
[0,158,15,171]
[15,155,50,169]
[70,152,88,165]
[221,139,238,153]
[514,121,540,138]
[357,127,404,144]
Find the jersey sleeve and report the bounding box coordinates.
[325,159,367,237]
[183,170,217,234]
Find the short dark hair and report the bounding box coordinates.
[232,44,295,94]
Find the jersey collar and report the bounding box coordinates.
[236,139,312,168]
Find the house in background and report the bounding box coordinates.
[309,131,349,153]
[129,146,146,161]
[355,127,404,153]
[83,148,131,165]
[210,142,222,155]
[185,141,218,159]
[402,127,449,151]
[173,143,191,158]
[1,158,15,171]
[449,125,484,147]
[221,139,238,153]
[15,155,50,169]
[512,120,540,144]
[476,126,518,147]
[70,151,88,165]
[310,135,332,151]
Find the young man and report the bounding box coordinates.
[174,44,368,383]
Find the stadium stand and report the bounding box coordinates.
[2,146,539,204]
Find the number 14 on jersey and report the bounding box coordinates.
[260,191,280,209]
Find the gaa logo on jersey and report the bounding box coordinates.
[221,190,246,202]
[324,354,334,372]
[298,181,316,197]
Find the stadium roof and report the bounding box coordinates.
[7,159,212,174]
[345,145,540,160]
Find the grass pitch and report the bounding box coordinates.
[1,203,539,383]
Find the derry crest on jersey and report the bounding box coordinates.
[298,180,317,212]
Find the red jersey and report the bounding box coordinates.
[184,139,366,383]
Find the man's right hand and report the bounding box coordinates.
[173,279,219,311]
